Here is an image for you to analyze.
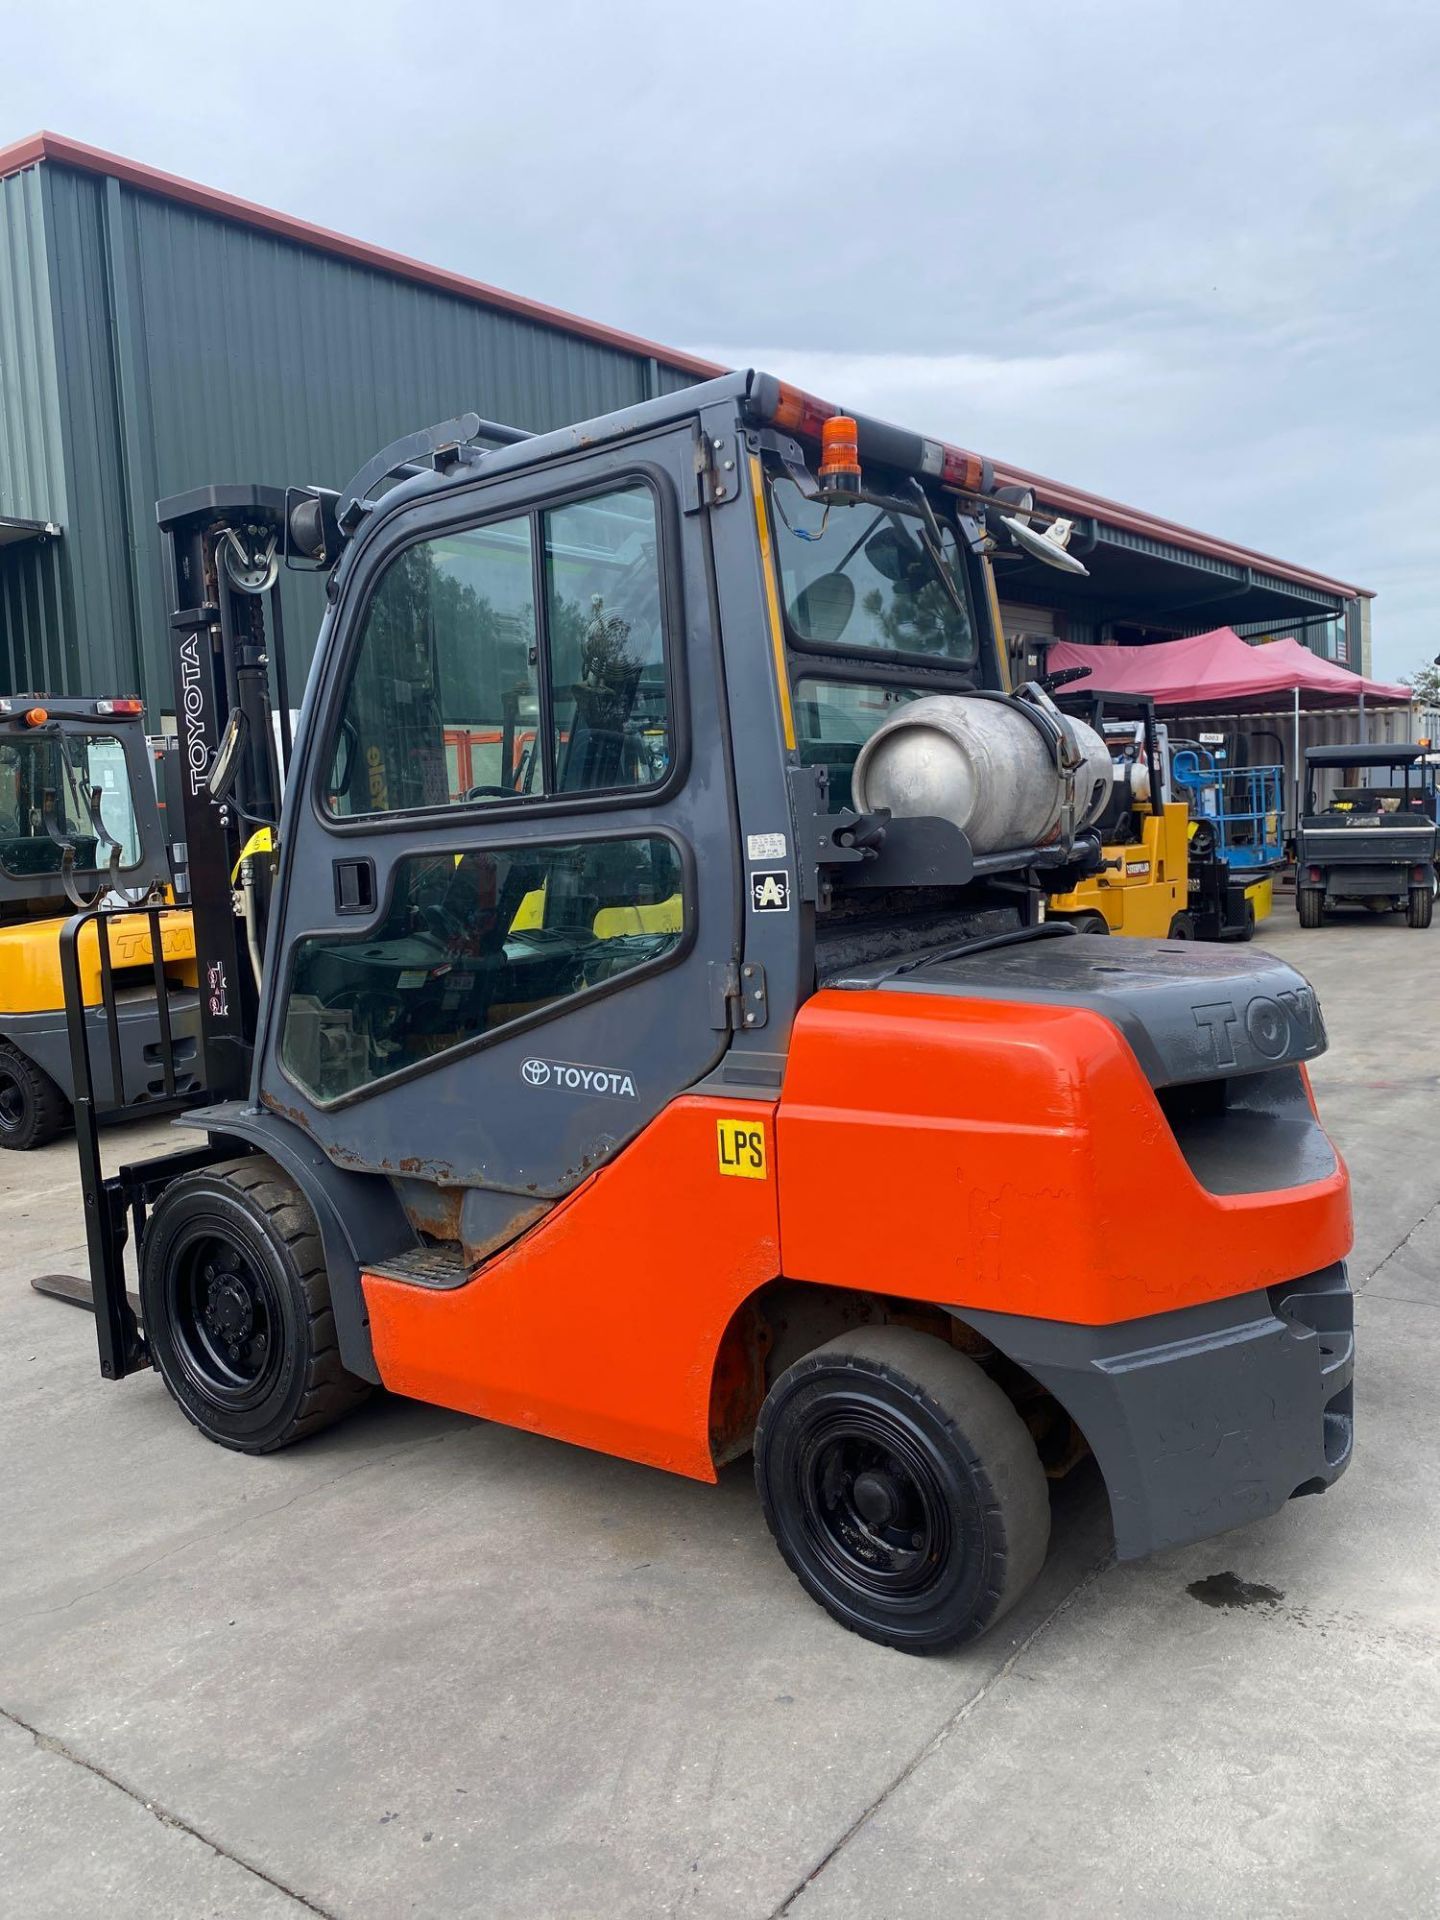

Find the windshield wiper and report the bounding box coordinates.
[900,477,971,627]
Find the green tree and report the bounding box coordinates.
[1402,659,1440,709]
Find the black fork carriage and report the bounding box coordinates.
[58,899,217,1379]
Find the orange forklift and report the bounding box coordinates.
[60,378,1353,1652]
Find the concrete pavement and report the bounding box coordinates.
[2,911,1437,1917]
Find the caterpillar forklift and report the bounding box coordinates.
[1044,692,1266,942]
[0,696,199,1148]
[59,375,1353,1653]
[1044,692,1195,938]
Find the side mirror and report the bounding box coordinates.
[208,708,249,803]
[285,486,342,571]
[1001,514,1090,577]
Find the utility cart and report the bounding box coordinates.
[1296,742,1439,928]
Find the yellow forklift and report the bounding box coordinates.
[0,695,199,1147]
[1047,692,1263,941]
[1046,692,1196,937]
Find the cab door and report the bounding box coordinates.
[256,424,740,1218]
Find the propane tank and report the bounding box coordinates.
[851,694,1113,855]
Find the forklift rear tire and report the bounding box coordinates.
[1297,887,1325,928]
[1408,886,1434,930]
[1052,911,1109,936]
[1167,912,1196,940]
[140,1154,371,1453]
[0,1042,70,1151]
[754,1327,1051,1654]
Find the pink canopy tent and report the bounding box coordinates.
[1046,627,1413,832]
[1045,627,1410,710]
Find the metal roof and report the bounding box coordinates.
[0,515,57,547]
[0,130,1372,608]
[1305,742,1430,767]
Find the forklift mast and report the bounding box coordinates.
[155,485,289,1099]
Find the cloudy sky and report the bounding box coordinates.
[6,0,1437,674]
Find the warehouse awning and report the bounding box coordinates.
[1046,627,1410,712]
[0,515,60,548]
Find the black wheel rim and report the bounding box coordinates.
[166,1228,283,1410]
[798,1407,953,1603]
[0,1068,27,1136]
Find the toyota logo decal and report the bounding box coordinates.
[521,1059,551,1086]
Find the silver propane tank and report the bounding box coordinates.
[851,693,1114,855]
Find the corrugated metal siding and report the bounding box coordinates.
[1164,699,1419,831]
[36,166,139,697]
[0,164,64,525]
[0,535,68,694]
[5,160,706,711]
[114,185,700,705]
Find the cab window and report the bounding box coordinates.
[769,477,977,668]
[0,731,142,877]
[794,678,922,813]
[280,836,684,1103]
[328,483,671,818]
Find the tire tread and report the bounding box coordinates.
[145,1154,369,1450]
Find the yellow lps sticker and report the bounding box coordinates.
[716,1118,768,1179]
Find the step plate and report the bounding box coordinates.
[364,1245,471,1290]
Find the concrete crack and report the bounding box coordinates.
[766,1551,1112,1917]
[0,1702,339,1917]
[1358,1196,1440,1295]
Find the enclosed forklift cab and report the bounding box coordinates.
[1296,743,1439,929]
[64,375,1353,1654]
[0,697,198,1148]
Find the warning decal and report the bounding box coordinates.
[716,1118,768,1179]
[750,870,791,913]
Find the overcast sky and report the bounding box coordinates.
[6,0,1437,674]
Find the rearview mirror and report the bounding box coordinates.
[207,708,249,803]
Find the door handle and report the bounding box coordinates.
[333,857,376,915]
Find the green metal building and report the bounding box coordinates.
[1,131,1373,717]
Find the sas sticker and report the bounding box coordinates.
[717,1118,768,1179]
[750,869,791,912]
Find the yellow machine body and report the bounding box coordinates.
[0,908,197,1017]
[1049,800,1192,936]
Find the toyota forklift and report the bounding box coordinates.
[59,375,1353,1653]
[0,695,199,1148]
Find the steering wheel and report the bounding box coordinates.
[465,784,516,801]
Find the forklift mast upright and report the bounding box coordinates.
[155,485,288,1099]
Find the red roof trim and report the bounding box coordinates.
[0,130,726,381]
[0,130,1372,604]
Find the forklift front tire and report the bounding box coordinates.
[1297,887,1325,929]
[754,1327,1051,1654]
[1408,885,1434,930]
[1167,912,1196,940]
[0,1042,70,1151]
[140,1155,371,1453]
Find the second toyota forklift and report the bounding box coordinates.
[60,374,1353,1654]
[0,695,199,1147]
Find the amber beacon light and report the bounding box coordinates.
[818,415,862,492]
